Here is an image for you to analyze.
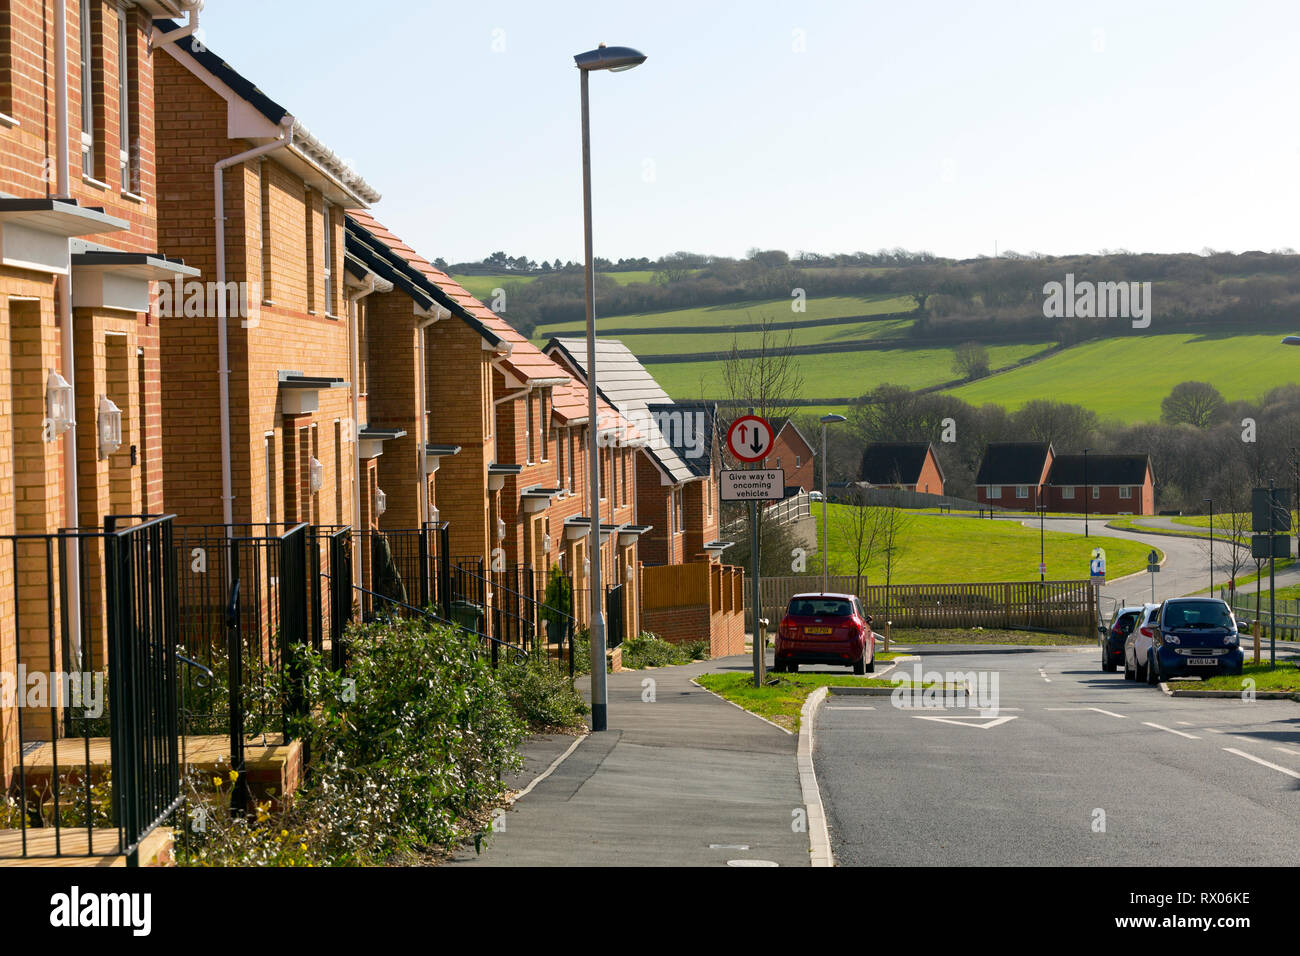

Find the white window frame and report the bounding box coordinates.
[1092,485,1101,500]
[540,389,549,461]
[322,201,333,315]
[117,8,131,192]
[1119,485,1132,499]
[1016,485,1029,499]
[988,485,1001,498]
[524,393,534,465]
[80,0,95,176]
[1061,486,1075,500]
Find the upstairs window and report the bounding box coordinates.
[79,0,95,176]
[117,7,133,191]
[322,201,334,315]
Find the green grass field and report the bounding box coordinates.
[649,341,1053,403]
[813,507,1152,583]
[532,293,916,340]
[946,332,1300,421]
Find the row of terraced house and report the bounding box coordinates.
[0,1,739,858]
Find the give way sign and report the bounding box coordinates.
[727,415,775,463]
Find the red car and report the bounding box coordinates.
[775,592,875,674]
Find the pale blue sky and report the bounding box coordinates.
[194,0,1300,264]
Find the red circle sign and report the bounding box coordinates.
[727,415,775,463]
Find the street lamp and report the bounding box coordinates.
[1204,496,1213,593]
[1082,447,1091,538]
[819,413,847,591]
[575,42,646,733]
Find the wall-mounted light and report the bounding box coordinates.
[626,563,635,582]
[308,456,324,493]
[543,533,552,552]
[376,488,387,517]
[430,507,439,525]
[98,395,122,459]
[496,517,507,542]
[583,558,591,578]
[46,370,74,438]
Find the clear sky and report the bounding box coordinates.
[193,0,1299,265]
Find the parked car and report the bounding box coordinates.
[809,491,825,503]
[775,592,875,674]
[1123,604,1161,682]
[1147,597,1244,683]
[1098,604,1147,672]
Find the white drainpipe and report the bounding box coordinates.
[213,122,293,529]
[54,0,82,660]
[347,275,377,587]
[415,309,445,526]
[151,0,202,50]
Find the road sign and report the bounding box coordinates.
[721,469,784,501]
[726,415,775,463]
[1089,547,1107,582]
[1147,550,1160,573]
[1038,562,1047,575]
[1251,534,1291,559]
[1251,487,1291,533]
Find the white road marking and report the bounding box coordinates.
[1046,707,1127,718]
[1143,721,1201,740]
[826,705,876,711]
[1274,747,1300,757]
[1203,727,1225,734]
[911,714,1019,730]
[1175,721,1194,726]
[1223,748,1300,780]
[1038,668,1051,682]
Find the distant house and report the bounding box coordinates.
[859,442,945,495]
[1045,454,1155,515]
[975,442,1055,509]
[765,419,816,494]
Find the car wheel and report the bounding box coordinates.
[1102,656,1116,673]
[1147,659,1159,686]
[865,652,875,673]
[787,663,799,673]
[1124,656,1134,680]
[1135,660,1148,683]
[852,656,865,675]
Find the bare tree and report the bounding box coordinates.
[952,341,990,381]
[832,485,888,592]
[1161,381,1226,429]
[720,312,805,425]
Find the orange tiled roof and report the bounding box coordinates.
[346,209,568,386]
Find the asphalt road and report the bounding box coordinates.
[814,646,1300,865]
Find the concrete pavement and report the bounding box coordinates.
[446,655,810,866]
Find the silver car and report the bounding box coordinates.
[1123,603,1161,682]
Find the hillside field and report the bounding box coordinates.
[945,332,1299,421]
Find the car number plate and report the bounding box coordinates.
[1187,657,1218,666]
[804,627,832,635]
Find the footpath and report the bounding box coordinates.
[446,655,810,867]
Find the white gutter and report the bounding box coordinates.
[213,122,293,529]
[54,0,81,661]
[150,0,202,50]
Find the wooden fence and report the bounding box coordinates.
[641,562,746,657]
[1225,590,1300,641]
[746,575,1098,635]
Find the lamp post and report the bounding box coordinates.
[819,414,847,592]
[1082,447,1091,537]
[1204,497,1213,593]
[575,42,646,733]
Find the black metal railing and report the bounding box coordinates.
[1,516,185,865]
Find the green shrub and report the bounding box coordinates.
[498,655,588,729]
[180,616,526,865]
[621,632,689,669]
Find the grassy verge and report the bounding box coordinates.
[814,508,1150,583]
[1187,661,1300,694]
[696,670,949,732]
[887,627,1092,646]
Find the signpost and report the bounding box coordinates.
[1147,549,1159,602]
[726,414,777,687]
